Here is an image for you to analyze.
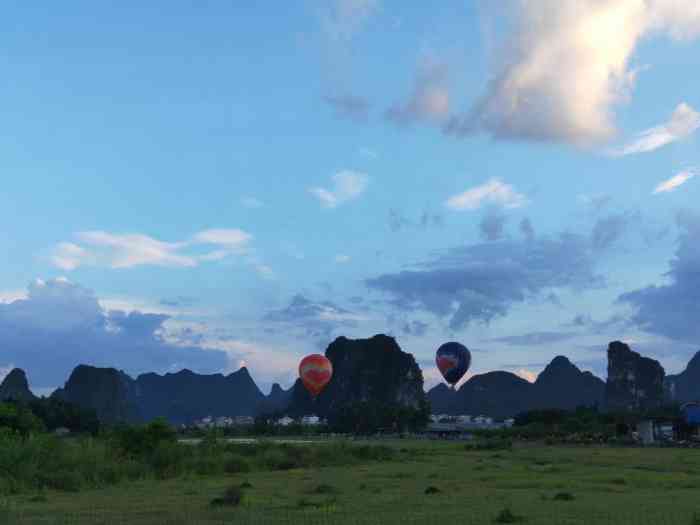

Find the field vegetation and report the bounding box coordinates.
[2,401,700,524]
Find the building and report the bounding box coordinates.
[473,416,493,425]
[456,415,472,424]
[276,416,294,426]
[301,415,320,426]
[234,416,254,426]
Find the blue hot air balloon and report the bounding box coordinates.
[436,342,471,388]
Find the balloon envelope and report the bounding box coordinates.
[435,342,471,386]
[299,354,333,397]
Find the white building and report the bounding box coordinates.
[301,415,320,426]
[276,416,294,426]
[456,415,472,424]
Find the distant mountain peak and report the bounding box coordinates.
[0,368,36,402]
[549,355,573,367]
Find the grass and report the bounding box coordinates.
[4,442,700,524]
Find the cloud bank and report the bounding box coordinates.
[366,232,603,330]
[0,278,228,388]
[618,210,700,342]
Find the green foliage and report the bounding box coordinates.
[465,437,513,451]
[111,418,177,457]
[210,484,243,507]
[27,398,99,435]
[0,402,44,437]
[552,492,575,501]
[494,507,525,523]
[328,400,429,434]
[0,419,400,497]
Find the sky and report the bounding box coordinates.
[1,0,700,396]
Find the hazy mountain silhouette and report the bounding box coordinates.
[7,339,694,423]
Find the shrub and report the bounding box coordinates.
[424,486,440,495]
[553,492,575,501]
[210,485,242,507]
[223,454,250,474]
[308,484,338,495]
[262,448,298,471]
[494,508,525,523]
[149,441,186,479]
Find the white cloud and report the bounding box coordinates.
[192,229,251,249]
[335,254,351,263]
[445,178,527,211]
[309,170,369,209]
[51,243,90,271]
[447,1,700,146]
[0,290,27,304]
[50,228,253,270]
[612,103,700,156]
[76,231,195,269]
[653,169,695,194]
[241,197,264,209]
[513,368,537,383]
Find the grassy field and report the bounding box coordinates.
[3,441,700,524]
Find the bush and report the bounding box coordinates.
[262,448,298,470]
[308,484,338,495]
[210,485,242,507]
[223,454,250,474]
[494,508,525,523]
[553,492,575,501]
[149,441,186,479]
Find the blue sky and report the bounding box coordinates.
[1,0,700,395]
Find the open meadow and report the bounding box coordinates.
[3,439,700,525]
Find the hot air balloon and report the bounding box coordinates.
[299,354,333,398]
[435,342,471,389]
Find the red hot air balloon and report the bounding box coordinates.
[299,354,333,398]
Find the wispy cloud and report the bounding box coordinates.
[652,169,695,194]
[309,170,369,209]
[445,178,527,211]
[612,103,700,156]
[486,331,578,346]
[51,229,252,271]
[335,254,351,263]
[386,57,450,126]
